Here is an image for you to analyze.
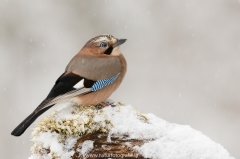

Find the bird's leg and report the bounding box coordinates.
[105,101,118,107]
[95,102,109,109]
[109,102,117,107]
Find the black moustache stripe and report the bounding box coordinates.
[104,46,113,55]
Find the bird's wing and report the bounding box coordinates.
[36,72,120,111]
[46,72,91,99]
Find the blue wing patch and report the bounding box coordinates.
[91,73,120,91]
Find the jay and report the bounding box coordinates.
[11,34,127,136]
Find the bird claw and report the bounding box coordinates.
[95,102,108,109]
[95,101,118,109]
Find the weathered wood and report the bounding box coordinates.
[72,132,147,159]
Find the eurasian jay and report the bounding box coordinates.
[11,34,127,136]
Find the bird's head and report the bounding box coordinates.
[83,34,127,56]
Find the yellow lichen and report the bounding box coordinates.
[135,108,148,122]
[32,104,113,141]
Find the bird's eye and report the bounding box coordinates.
[99,41,108,48]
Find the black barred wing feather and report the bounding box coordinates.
[47,72,83,98]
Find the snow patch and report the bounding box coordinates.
[77,140,94,157]
[29,132,77,159]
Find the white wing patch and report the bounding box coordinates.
[73,79,84,89]
[41,87,92,109]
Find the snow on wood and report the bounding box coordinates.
[29,102,235,159]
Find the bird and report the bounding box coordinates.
[11,34,127,136]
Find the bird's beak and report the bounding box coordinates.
[113,39,127,48]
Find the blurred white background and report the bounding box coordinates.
[1,0,240,158]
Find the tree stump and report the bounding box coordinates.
[29,102,234,159]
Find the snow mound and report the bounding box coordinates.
[29,102,235,159]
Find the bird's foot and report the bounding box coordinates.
[96,101,118,108]
[95,102,109,109]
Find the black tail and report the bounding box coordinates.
[11,106,52,136]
